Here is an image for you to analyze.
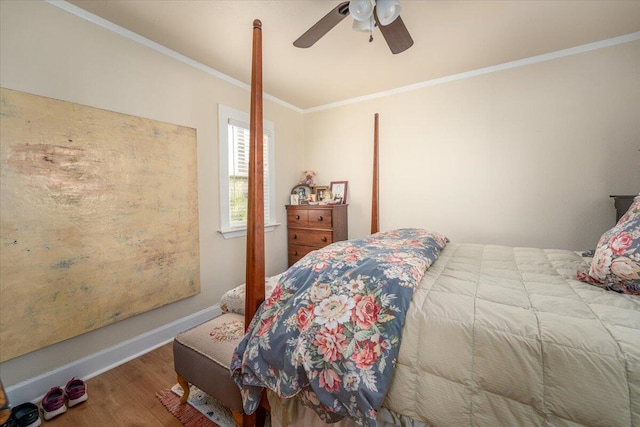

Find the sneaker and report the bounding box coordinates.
[40,387,66,421]
[64,377,87,408]
[8,402,40,427]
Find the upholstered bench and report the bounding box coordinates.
[173,312,245,425]
[174,276,281,426]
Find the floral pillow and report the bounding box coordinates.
[578,214,640,295]
[220,274,282,314]
[616,195,640,226]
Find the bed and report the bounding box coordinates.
[225,238,640,426]
[175,19,640,427]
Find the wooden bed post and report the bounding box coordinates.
[371,113,379,234]
[245,19,266,330]
[243,19,265,427]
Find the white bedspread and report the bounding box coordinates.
[386,243,640,426]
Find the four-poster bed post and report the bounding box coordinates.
[244,19,266,427]
[245,19,266,332]
[371,113,379,234]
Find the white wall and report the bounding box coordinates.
[303,41,640,250]
[0,0,302,388]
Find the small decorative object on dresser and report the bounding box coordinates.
[330,181,348,204]
[299,170,317,186]
[286,204,348,266]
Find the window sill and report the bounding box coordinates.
[218,223,281,240]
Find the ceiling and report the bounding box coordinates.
[66,1,640,111]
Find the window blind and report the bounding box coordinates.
[227,119,271,226]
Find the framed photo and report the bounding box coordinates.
[290,194,299,205]
[313,186,329,201]
[330,181,348,204]
[291,184,311,204]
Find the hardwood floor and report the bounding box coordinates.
[42,342,183,427]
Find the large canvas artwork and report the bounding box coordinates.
[0,88,200,361]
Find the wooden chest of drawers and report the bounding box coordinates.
[286,204,348,266]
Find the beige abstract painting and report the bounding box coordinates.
[0,88,200,361]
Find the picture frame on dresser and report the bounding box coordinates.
[291,184,311,204]
[330,181,348,204]
[313,186,329,201]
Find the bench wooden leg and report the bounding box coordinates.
[176,375,190,404]
[176,375,249,426]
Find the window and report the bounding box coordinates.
[218,105,277,239]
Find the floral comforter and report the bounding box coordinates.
[230,228,448,426]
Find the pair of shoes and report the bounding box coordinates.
[5,402,41,427]
[40,377,88,421]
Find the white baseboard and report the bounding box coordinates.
[5,305,222,405]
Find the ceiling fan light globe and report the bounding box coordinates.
[352,17,373,32]
[376,0,401,26]
[349,0,374,21]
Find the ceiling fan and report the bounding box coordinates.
[293,0,413,54]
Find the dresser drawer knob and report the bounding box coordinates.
[294,250,298,256]
[321,237,327,242]
[293,234,297,240]
[316,216,323,221]
[295,215,300,220]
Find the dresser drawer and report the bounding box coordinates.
[288,244,317,265]
[288,228,333,247]
[287,208,332,229]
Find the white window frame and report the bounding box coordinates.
[218,104,278,239]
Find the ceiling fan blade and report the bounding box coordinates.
[293,1,350,48]
[375,13,414,54]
